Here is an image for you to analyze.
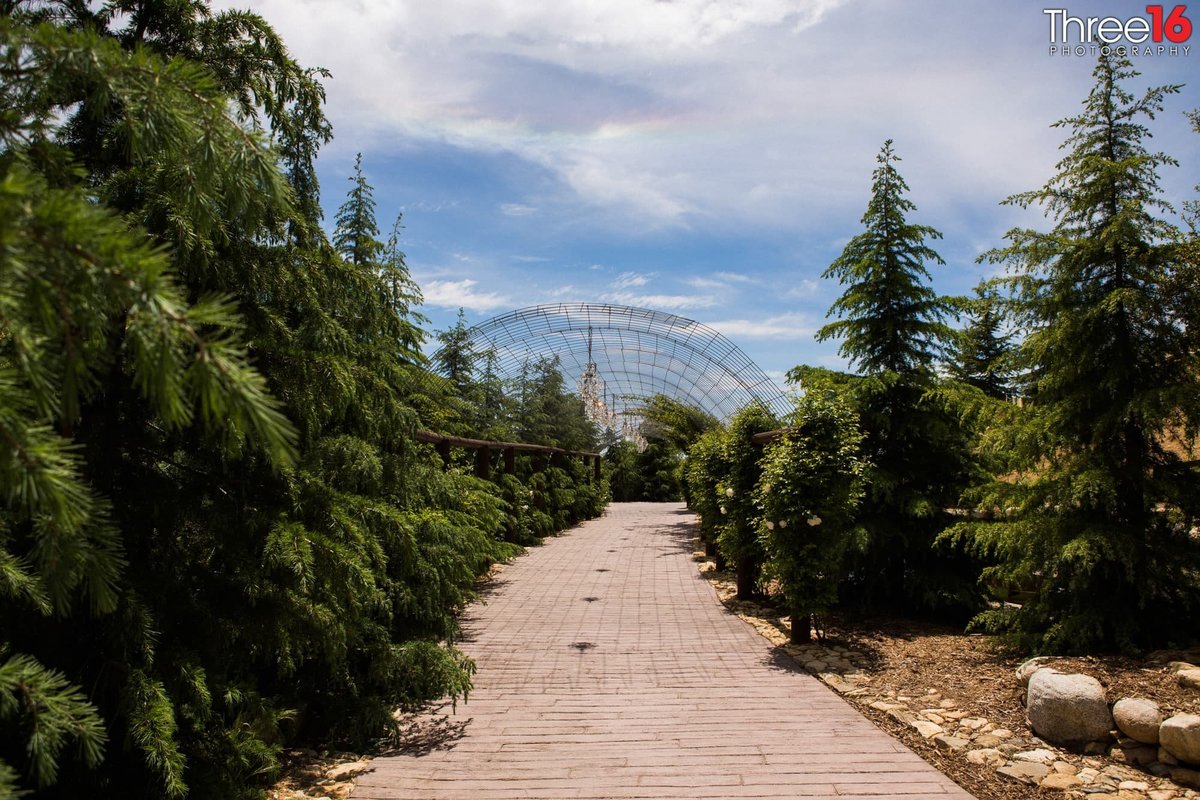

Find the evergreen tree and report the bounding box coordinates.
[1,5,520,796]
[605,439,643,502]
[435,309,479,398]
[818,140,953,374]
[815,140,979,617]
[948,54,1200,652]
[477,349,521,440]
[948,283,1015,400]
[334,153,383,267]
[381,214,428,360]
[512,356,598,452]
[332,157,425,362]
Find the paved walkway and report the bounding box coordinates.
[352,502,975,800]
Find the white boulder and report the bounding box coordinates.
[1026,670,1113,746]
[1113,697,1162,745]
[1161,713,1200,765]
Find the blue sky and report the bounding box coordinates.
[220,0,1197,386]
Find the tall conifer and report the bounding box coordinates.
[816,140,977,615]
[949,55,1200,651]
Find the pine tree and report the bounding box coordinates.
[435,309,479,398]
[948,54,1199,652]
[815,140,978,616]
[818,139,953,374]
[948,283,1014,400]
[1,5,521,797]
[0,13,299,795]
[332,157,426,362]
[334,153,384,267]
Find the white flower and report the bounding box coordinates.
[778,519,787,529]
[720,505,727,515]
[807,516,822,527]
[725,488,734,498]
[761,483,771,494]
[765,521,775,531]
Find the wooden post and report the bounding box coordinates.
[592,455,602,485]
[436,440,452,469]
[504,447,516,476]
[475,446,490,481]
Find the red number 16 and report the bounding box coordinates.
[1146,5,1193,43]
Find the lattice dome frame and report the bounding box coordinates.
[431,303,791,440]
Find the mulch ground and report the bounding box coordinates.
[706,561,1200,800]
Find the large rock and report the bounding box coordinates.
[1113,697,1163,744]
[1026,670,1113,746]
[1160,713,1200,765]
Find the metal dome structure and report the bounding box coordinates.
[434,303,790,441]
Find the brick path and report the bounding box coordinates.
[352,502,975,799]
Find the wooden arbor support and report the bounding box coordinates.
[414,430,603,484]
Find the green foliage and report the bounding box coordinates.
[639,395,719,453]
[632,439,683,502]
[948,55,1200,653]
[948,283,1015,400]
[0,5,594,797]
[684,428,729,555]
[0,655,106,791]
[756,391,867,641]
[713,403,778,598]
[512,357,598,453]
[605,439,642,502]
[807,140,982,619]
[817,140,954,374]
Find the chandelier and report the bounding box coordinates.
[576,327,647,451]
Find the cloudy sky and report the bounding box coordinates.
[220,0,1197,384]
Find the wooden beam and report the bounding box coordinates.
[415,429,599,459]
[751,429,785,446]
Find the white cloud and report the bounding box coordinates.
[709,312,813,340]
[714,271,760,284]
[216,0,1109,233]
[683,276,729,290]
[545,284,580,299]
[420,279,512,312]
[500,202,538,216]
[612,271,651,289]
[600,291,718,311]
[783,279,820,299]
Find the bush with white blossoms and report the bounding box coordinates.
[755,390,869,642]
[714,403,780,599]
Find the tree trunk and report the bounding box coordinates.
[736,559,756,599]
[790,605,811,643]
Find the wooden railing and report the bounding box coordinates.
[415,430,602,484]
